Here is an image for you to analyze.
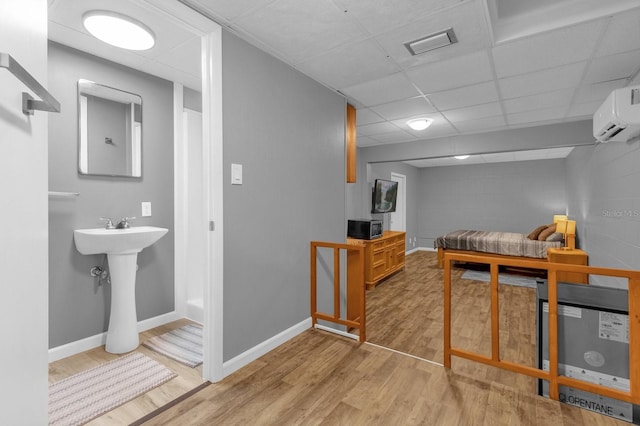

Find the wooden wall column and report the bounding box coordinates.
[346,103,356,183]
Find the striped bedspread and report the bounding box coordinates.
[435,230,562,259]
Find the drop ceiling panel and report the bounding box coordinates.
[355,135,380,147]
[151,37,201,89]
[369,97,436,121]
[367,131,417,144]
[185,0,277,22]
[406,50,493,94]
[427,81,500,110]
[491,20,604,78]
[441,102,502,122]
[357,121,402,136]
[499,62,587,99]
[341,72,421,107]
[233,0,369,64]
[374,1,492,69]
[296,39,400,90]
[507,106,568,126]
[494,0,562,20]
[582,50,640,85]
[48,21,149,71]
[503,89,574,115]
[595,9,640,57]
[573,79,628,104]
[453,115,507,133]
[332,0,463,36]
[355,108,385,126]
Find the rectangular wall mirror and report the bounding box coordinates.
[78,79,142,177]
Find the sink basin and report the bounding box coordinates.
[74,226,168,255]
[73,225,168,353]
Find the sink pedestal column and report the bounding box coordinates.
[105,252,140,354]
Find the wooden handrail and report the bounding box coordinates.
[443,251,640,405]
[310,241,366,342]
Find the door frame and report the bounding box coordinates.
[201,28,224,382]
[390,172,406,232]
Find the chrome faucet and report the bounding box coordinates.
[100,217,115,229]
[116,217,136,229]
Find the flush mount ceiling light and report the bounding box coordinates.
[454,155,470,160]
[83,11,155,51]
[407,118,433,131]
[404,28,458,56]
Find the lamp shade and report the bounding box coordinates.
[553,214,568,223]
[556,220,576,235]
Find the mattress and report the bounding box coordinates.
[435,229,562,259]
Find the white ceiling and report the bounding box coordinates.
[47,0,640,150]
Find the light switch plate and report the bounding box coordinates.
[141,202,152,217]
[231,163,243,185]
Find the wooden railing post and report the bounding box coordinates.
[547,269,559,401]
[443,257,452,368]
[310,243,317,328]
[629,279,640,401]
[490,262,500,362]
[333,248,340,320]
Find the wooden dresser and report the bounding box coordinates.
[347,231,406,290]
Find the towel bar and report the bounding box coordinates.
[0,52,61,115]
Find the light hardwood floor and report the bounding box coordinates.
[48,318,206,425]
[141,329,625,425]
[49,252,626,425]
[366,250,539,392]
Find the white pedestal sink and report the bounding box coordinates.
[73,226,168,354]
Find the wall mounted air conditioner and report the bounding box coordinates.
[593,85,640,143]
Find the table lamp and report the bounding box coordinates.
[556,219,576,250]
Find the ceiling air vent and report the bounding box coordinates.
[404,28,457,56]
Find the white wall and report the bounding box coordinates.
[0,0,49,423]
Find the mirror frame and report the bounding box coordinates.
[77,79,143,178]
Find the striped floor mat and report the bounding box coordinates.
[142,324,203,368]
[49,352,176,426]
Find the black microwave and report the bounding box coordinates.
[347,219,383,240]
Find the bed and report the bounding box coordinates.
[435,228,563,268]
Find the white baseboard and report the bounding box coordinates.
[406,246,433,255]
[48,311,181,363]
[223,317,312,377]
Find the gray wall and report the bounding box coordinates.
[566,141,640,288]
[221,32,346,361]
[48,43,175,348]
[417,159,567,248]
[367,162,420,251]
[184,87,202,112]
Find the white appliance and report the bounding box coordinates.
[593,85,640,143]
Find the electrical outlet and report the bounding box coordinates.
[141,202,152,217]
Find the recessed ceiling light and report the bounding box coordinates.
[83,11,155,51]
[454,155,470,160]
[407,118,433,131]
